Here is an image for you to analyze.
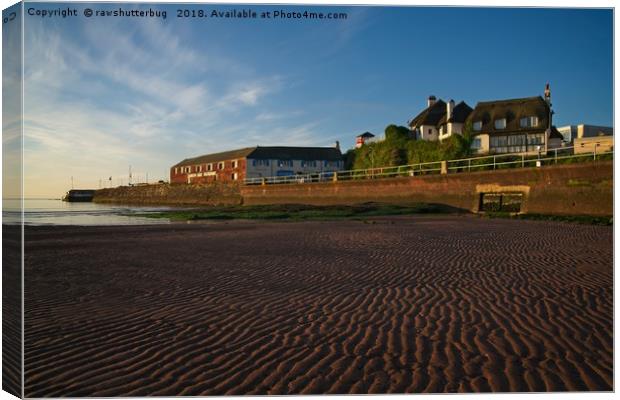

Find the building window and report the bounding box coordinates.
[252,159,270,167]
[527,133,545,147]
[490,136,508,153]
[301,160,317,168]
[278,160,293,167]
[471,138,481,149]
[507,134,527,153]
[494,118,507,130]
[232,160,238,168]
[218,162,225,170]
[490,134,529,154]
[324,160,341,168]
[232,173,238,180]
[520,116,539,128]
[207,164,212,171]
[473,121,482,131]
[174,167,178,174]
[198,165,202,172]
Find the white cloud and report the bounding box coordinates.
[238,87,262,106]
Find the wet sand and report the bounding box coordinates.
[23,215,613,396]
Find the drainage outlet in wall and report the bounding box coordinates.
[478,192,523,213]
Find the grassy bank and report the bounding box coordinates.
[138,203,458,222]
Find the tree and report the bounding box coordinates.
[344,149,357,170]
[461,121,475,156]
[389,148,407,166]
[439,134,470,160]
[384,124,411,144]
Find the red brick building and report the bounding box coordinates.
[170,146,343,184]
[170,147,254,184]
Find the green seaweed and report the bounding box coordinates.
[483,212,612,226]
[139,203,455,222]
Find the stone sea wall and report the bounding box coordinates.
[94,182,242,206]
[94,161,613,216]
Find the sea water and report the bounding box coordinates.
[2,198,174,226]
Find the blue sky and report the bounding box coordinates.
[18,3,613,196]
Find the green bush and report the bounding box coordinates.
[348,124,474,171]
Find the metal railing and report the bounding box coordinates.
[243,143,613,186]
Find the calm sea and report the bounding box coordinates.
[3,199,175,226]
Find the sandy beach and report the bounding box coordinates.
[23,215,613,396]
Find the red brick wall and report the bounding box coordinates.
[170,158,247,184]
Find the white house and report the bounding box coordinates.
[466,84,566,155]
[408,96,473,141]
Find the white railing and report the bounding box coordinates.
[243,143,613,185]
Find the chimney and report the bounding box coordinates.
[427,95,436,108]
[544,83,553,154]
[544,83,551,106]
[334,141,340,151]
[446,99,455,121]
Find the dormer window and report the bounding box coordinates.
[473,121,482,131]
[520,116,539,128]
[494,118,507,130]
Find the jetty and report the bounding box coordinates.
[62,189,96,202]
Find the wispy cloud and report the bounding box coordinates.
[21,16,325,196]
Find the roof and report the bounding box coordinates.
[467,96,551,135]
[249,146,343,161]
[438,101,474,125]
[173,146,343,167]
[549,126,564,140]
[408,99,447,128]
[172,147,257,167]
[357,132,375,138]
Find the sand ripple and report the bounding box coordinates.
[24,216,612,395]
